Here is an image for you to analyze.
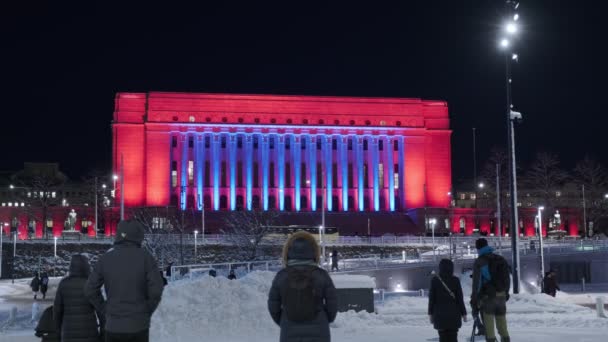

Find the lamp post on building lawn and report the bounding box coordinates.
[537,206,545,290]
[194,230,198,261]
[0,222,7,278]
[429,218,437,262]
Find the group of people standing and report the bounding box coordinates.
[30,271,50,300]
[35,219,165,342]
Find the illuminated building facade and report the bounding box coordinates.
[113,92,452,224]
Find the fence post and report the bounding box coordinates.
[266,262,269,271]
[581,277,586,292]
[247,263,251,273]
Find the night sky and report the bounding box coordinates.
[1,1,604,185]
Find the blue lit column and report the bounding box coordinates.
[229,135,237,210]
[397,136,405,210]
[212,134,220,210]
[245,134,253,210]
[357,136,364,211]
[278,134,285,211]
[386,137,395,211]
[309,136,317,211]
[341,136,348,211]
[180,133,189,210]
[324,135,332,211]
[262,135,269,210]
[196,134,204,210]
[372,137,380,211]
[294,135,301,211]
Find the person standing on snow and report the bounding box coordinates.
[54,254,103,342]
[85,220,164,342]
[471,238,511,342]
[331,249,339,272]
[40,271,50,300]
[268,231,338,342]
[31,272,41,300]
[428,259,467,342]
[227,269,237,280]
[543,270,560,297]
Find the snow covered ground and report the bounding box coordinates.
[2,272,607,342]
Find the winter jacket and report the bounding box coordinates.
[36,306,60,342]
[31,276,41,292]
[543,274,560,296]
[85,219,164,334]
[40,273,50,294]
[428,259,467,331]
[54,254,101,342]
[268,231,338,342]
[471,246,510,308]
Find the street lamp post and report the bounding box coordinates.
[537,206,546,290]
[0,222,6,278]
[496,164,503,254]
[54,236,58,258]
[430,218,437,262]
[194,230,198,261]
[500,0,522,293]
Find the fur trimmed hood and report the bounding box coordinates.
[281,231,320,266]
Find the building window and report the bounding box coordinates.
[348,163,354,188]
[348,138,353,151]
[188,137,194,148]
[269,137,275,149]
[470,193,476,200]
[253,162,259,188]
[237,162,243,187]
[379,140,384,151]
[393,140,399,151]
[459,193,466,200]
[317,163,323,188]
[317,139,322,150]
[301,164,307,188]
[364,164,369,188]
[363,140,368,151]
[270,163,275,188]
[188,160,194,186]
[332,163,338,188]
[253,136,259,149]
[237,136,243,149]
[393,174,399,190]
[172,161,178,187]
[332,139,337,150]
[172,136,177,148]
[221,162,227,187]
[285,138,291,150]
[379,163,384,188]
[205,161,211,187]
[221,136,227,148]
[301,139,306,150]
[555,191,561,197]
[285,163,291,188]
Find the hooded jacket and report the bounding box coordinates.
[268,231,338,342]
[428,259,467,331]
[54,254,101,342]
[84,220,164,334]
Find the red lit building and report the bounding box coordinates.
[113,92,452,234]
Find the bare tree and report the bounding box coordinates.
[10,164,67,239]
[522,152,568,211]
[222,210,279,260]
[131,206,198,265]
[574,156,608,227]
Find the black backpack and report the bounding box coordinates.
[485,254,511,294]
[284,267,317,322]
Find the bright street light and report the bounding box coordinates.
[506,22,518,34]
[500,39,510,48]
[512,54,518,61]
[604,193,608,199]
[513,14,519,21]
[113,175,119,180]
[9,185,14,190]
[478,182,485,189]
[538,206,545,211]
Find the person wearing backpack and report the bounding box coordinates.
[267,231,338,342]
[31,272,41,300]
[471,238,511,342]
[40,271,50,300]
[428,259,467,342]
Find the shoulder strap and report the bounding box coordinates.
[436,275,456,300]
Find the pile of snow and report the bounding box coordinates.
[331,275,375,289]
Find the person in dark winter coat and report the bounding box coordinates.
[165,262,174,279]
[85,219,164,342]
[227,270,237,280]
[36,305,60,342]
[40,272,50,300]
[31,273,41,300]
[428,259,467,342]
[268,231,338,342]
[543,270,560,297]
[331,249,339,272]
[160,271,168,286]
[54,254,102,342]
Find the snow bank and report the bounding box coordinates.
[331,275,375,289]
[151,271,278,342]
